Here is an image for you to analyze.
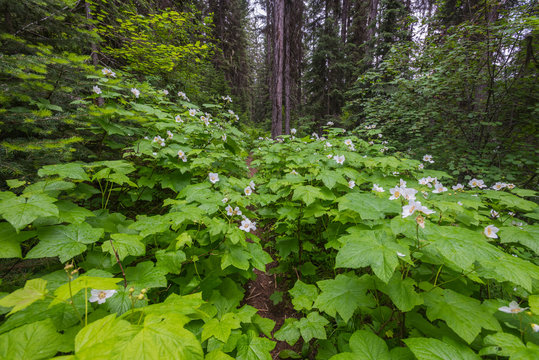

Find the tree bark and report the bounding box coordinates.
[85,1,104,106]
[271,0,285,138]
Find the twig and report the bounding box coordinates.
[109,239,127,288]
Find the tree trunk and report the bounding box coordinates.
[341,0,349,42]
[271,0,285,138]
[85,1,104,106]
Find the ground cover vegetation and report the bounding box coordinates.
[0,0,538,359]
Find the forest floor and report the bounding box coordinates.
[244,155,304,359]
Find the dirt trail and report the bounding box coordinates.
[245,155,303,359]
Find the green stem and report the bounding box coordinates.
[67,275,83,326]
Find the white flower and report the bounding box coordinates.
[498,301,528,314]
[344,139,353,146]
[152,152,157,156]
[222,197,229,203]
[177,91,188,100]
[372,184,384,192]
[240,218,256,232]
[469,178,486,188]
[222,134,227,142]
[422,154,434,163]
[101,68,116,77]
[177,150,185,158]
[432,182,448,193]
[484,225,499,239]
[326,154,333,159]
[396,252,406,257]
[334,155,345,165]
[378,133,383,138]
[228,109,235,115]
[167,130,173,139]
[393,172,400,176]
[368,141,374,145]
[490,209,499,218]
[325,142,332,148]
[508,211,515,216]
[402,200,435,218]
[389,186,404,200]
[291,128,297,135]
[290,170,298,175]
[153,135,165,147]
[402,187,418,201]
[249,181,255,190]
[175,115,183,123]
[131,88,140,98]
[162,89,169,95]
[226,205,242,216]
[531,324,539,332]
[89,289,117,304]
[93,85,102,94]
[189,109,197,117]
[222,95,232,103]
[311,132,319,139]
[348,180,355,189]
[492,182,506,191]
[419,178,430,186]
[399,179,407,187]
[418,163,424,170]
[506,183,515,189]
[244,186,253,196]
[457,201,463,206]
[327,121,334,126]
[209,172,219,184]
[452,183,464,191]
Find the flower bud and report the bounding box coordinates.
[137,293,145,300]
[140,288,147,294]
[416,215,425,229]
[129,287,135,293]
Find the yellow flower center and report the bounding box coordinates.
[98,292,107,299]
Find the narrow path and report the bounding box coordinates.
[244,154,303,359]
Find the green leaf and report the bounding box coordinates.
[338,193,400,220]
[529,295,539,315]
[0,193,58,231]
[483,332,539,359]
[74,314,134,356]
[236,334,275,360]
[155,249,186,274]
[274,318,300,346]
[38,163,89,181]
[252,314,275,338]
[292,185,324,206]
[423,288,500,344]
[202,313,241,343]
[376,274,423,312]
[125,261,167,289]
[205,350,235,360]
[121,314,204,359]
[482,190,537,212]
[314,274,374,322]
[499,226,539,255]
[0,222,35,258]
[246,242,272,271]
[289,280,319,311]
[296,312,328,342]
[0,279,48,315]
[405,337,479,360]
[335,229,406,283]
[347,330,390,360]
[27,223,104,263]
[221,244,251,271]
[55,201,95,224]
[317,170,342,189]
[102,233,145,261]
[0,319,62,360]
[6,179,26,189]
[477,253,539,292]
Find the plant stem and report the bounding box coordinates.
[109,239,127,288]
